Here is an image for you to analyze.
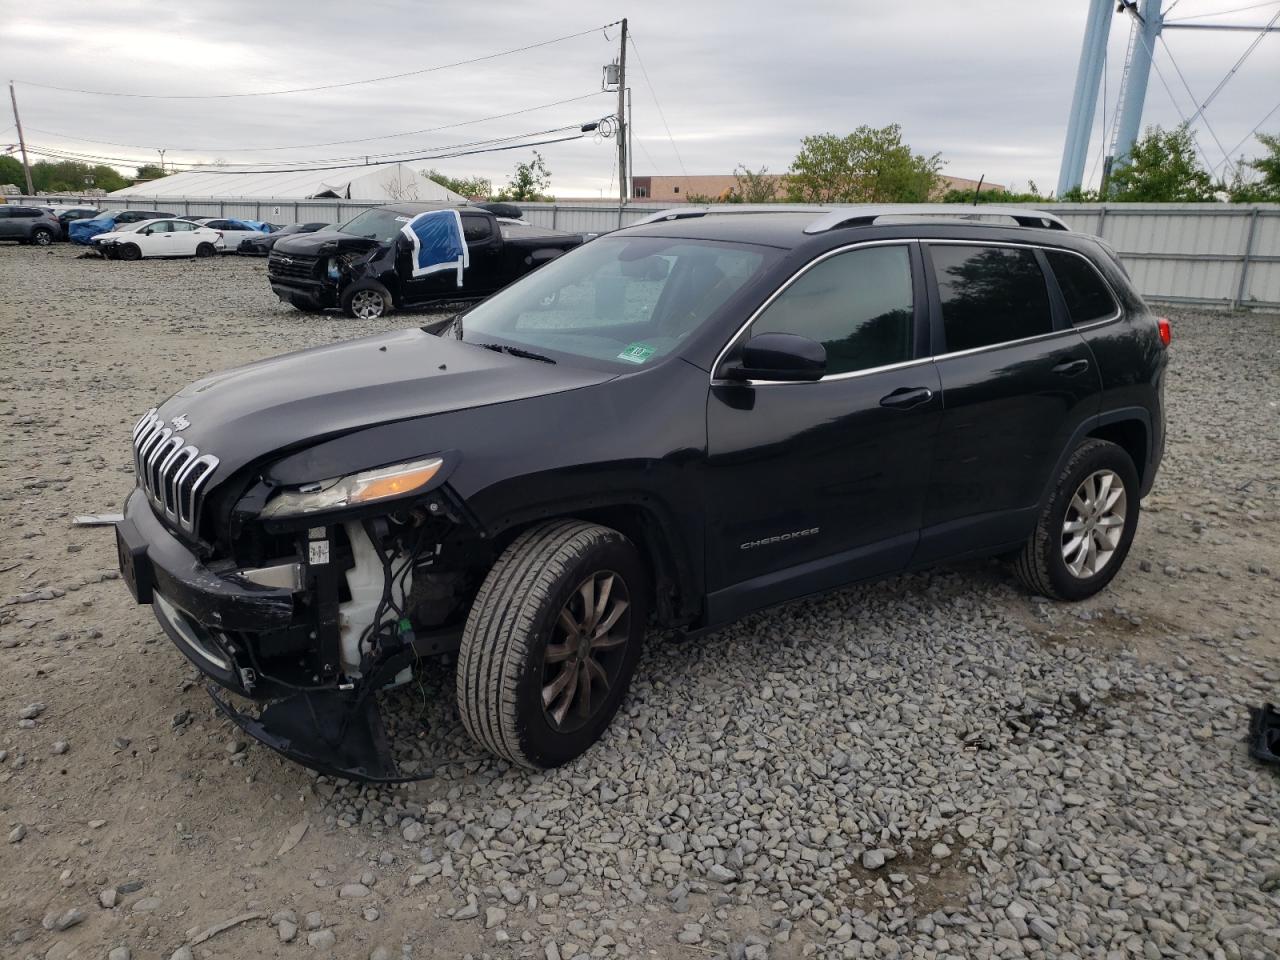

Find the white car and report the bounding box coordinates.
[92,218,225,260]
[193,217,272,253]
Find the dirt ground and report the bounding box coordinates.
[0,245,1277,960]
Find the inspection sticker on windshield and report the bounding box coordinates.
[394,216,412,222]
[617,342,657,364]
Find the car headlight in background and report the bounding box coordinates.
[261,457,444,518]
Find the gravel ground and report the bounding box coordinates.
[0,244,1277,960]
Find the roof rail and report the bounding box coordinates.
[626,203,1071,234]
[802,204,1070,233]
[627,204,832,228]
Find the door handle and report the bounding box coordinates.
[1053,358,1090,376]
[879,386,934,409]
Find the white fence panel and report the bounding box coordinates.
[15,195,1279,308]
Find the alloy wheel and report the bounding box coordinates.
[33,231,52,246]
[1061,468,1127,578]
[541,570,631,732]
[350,290,384,319]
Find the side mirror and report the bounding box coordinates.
[141,228,152,235]
[724,333,826,383]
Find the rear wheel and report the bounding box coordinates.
[1013,439,1139,601]
[457,520,648,769]
[341,282,392,320]
[31,228,54,246]
[195,242,217,258]
[117,244,141,262]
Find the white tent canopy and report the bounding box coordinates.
[111,162,466,203]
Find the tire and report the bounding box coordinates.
[341,282,392,320]
[457,520,649,769]
[1013,439,1140,602]
[31,228,54,246]
[195,243,217,258]
[117,244,142,262]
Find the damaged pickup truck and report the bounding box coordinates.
[117,205,1166,781]
[268,201,589,319]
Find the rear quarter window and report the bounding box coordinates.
[929,244,1054,352]
[1045,249,1118,324]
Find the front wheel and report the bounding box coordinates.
[456,520,648,769]
[1013,438,1140,601]
[117,244,142,262]
[341,282,392,320]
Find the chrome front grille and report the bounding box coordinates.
[132,408,219,536]
[268,252,319,281]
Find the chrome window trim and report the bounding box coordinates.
[1038,245,1124,329]
[710,237,1125,387]
[710,239,918,386]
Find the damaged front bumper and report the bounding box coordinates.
[116,487,439,781]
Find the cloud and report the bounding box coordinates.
[3,0,1276,196]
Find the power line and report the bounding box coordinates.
[25,132,591,174]
[22,91,608,155]
[1181,8,1280,127]
[627,34,687,178]
[1158,36,1238,175]
[1130,25,1221,175]
[26,116,605,171]
[25,118,613,175]
[1216,96,1280,171]
[1165,0,1280,22]
[14,23,621,100]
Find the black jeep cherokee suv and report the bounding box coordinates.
[116,204,1168,780]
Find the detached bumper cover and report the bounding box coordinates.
[209,685,431,783]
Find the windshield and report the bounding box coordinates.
[457,236,774,369]
[336,208,417,242]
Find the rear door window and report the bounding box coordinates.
[461,215,493,242]
[750,244,915,376]
[1045,249,1118,324]
[929,245,1053,352]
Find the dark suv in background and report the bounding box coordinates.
[116,204,1168,780]
[0,206,61,245]
[267,201,587,319]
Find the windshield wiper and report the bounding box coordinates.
[476,342,556,364]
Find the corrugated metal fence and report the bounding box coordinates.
[21,196,1280,309]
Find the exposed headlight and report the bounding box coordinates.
[260,457,444,519]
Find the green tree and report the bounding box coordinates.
[1107,125,1215,202]
[1225,132,1280,202]
[422,168,493,199]
[135,164,165,181]
[784,125,942,203]
[731,164,779,203]
[29,160,128,193]
[0,154,25,189]
[941,180,1047,204]
[493,151,553,202]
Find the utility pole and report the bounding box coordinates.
[157,148,166,175]
[8,82,35,196]
[617,18,628,208]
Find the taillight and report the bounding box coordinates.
[1157,316,1172,347]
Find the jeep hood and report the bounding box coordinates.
[150,329,613,484]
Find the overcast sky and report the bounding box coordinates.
[3,0,1278,197]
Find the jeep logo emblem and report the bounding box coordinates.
[170,414,191,431]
